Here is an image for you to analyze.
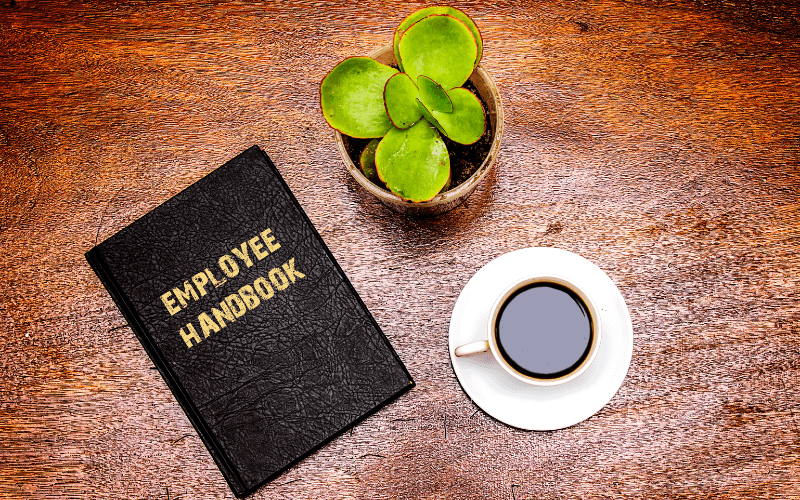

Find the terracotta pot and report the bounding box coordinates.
[335,45,504,216]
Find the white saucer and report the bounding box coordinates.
[448,247,633,430]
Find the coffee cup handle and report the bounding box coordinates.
[454,340,490,357]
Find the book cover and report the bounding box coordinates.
[85,146,414,497]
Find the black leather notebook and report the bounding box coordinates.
[85,146,414,497]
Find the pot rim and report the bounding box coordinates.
[334,44,504,209]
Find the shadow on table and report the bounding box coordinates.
[345,163,499,248]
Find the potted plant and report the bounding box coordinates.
[320,6,503,216]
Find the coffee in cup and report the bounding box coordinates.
[454,275,601,386]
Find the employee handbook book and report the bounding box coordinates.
[85,145,414,497]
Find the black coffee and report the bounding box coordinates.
[495,282,593,379]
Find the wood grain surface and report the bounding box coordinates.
[1,1,799,498]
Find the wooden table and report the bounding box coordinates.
[2,1,799,498]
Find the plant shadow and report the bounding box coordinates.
[344,163,499,257]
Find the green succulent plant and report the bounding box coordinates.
[320,6,485,203]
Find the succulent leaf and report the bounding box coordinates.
[429,88,485,145]
[417,75,453,113]
[398,15,477,90]
[383,73,422,129]
[375,119,450,202]
[320,57,398,138]
[394,6,483,72]
[359,138,382,184]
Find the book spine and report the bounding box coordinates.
[84,248,248,497]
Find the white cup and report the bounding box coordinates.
[454,275,602,387]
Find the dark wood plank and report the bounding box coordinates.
[1,0,798,498]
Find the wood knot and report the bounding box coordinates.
[544,221,563,235]
[573,20,590,33]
